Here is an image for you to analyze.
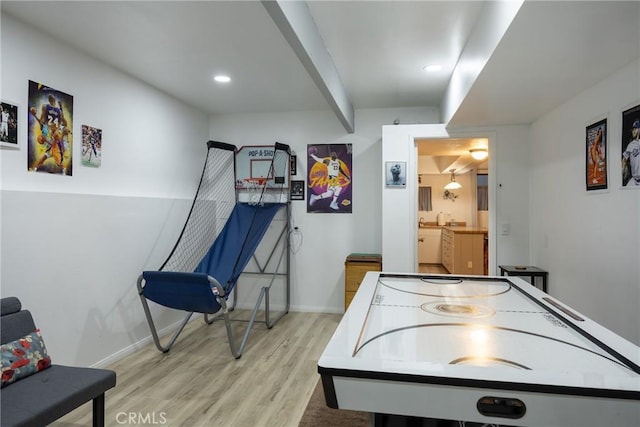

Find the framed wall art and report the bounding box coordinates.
[27,80,74,175]
[0,100,19,149]
[585,118,607,191]
[290,180,305,201]
[621,103,640,188]
[81,125,102,167]
[385,161,406,188]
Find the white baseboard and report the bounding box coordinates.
[89,319,188,369]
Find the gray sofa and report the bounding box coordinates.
[0,297,116,427]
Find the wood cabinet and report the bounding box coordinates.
[418,228,442,264]
[441,228,454,273]
[441,228,486,275]
[345,254,382,310]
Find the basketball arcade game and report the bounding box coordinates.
[318,272,640,426]
[137,141,292,358]
[233,143,292,329]
[236,144,290,204]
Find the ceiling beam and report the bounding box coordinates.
[262,0,355,133]
[441,0,524,126]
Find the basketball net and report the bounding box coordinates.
[245,178,267,206]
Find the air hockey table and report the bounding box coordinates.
[318,272,640,426]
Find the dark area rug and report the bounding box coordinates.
[298,380,509,427]
[298,379,370,427]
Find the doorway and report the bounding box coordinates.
[415,137,491,275]
[381,124,496,276]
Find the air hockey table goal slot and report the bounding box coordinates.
[476,396,526,419]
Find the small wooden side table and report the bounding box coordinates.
[499,265,548,293]
[345,253,382,310]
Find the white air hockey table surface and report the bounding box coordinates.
[318,272,640,426]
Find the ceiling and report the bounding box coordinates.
[416,138,489,175]
[3,1,639,130]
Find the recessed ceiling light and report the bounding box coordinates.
[213,75,231,83]
[423,64,442,72]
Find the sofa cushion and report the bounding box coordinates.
[1,308,37,345]
[1,329,51,388]
[0,297,21,316]
[0,364,117,427]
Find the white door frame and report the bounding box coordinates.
[382,124,496,275]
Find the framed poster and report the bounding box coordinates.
[290,155,297,176]
[585,118,607,191]
[621,103,640,188]
[0,100,19,148]
[307,143,352,213]
[27,80,74,175]
[81,125,102,167]
[385,161,407,187]
[290,180,305,201]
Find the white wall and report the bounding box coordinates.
[210,107,439,313]
[382,124,448,272]
[492,125,532,267]
[1,14,209,366]
[382,124,530,274]
[530,59,640,345]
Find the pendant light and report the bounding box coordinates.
[444,169,462,190]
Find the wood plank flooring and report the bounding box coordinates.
[51,310,342,427]
[52,268,449,427]
[418,264,448,274]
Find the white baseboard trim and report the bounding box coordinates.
[89,319,189,369]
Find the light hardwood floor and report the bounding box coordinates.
[52,310,342,427]
[418,264,448,274]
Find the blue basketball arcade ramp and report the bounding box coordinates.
[137,141,291,358]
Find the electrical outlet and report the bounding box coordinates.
[467,261,472,268]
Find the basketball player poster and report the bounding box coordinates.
[585,118,607,191]
[307,143,352,213]
[81,125,102,167]
[27,80,73,175]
